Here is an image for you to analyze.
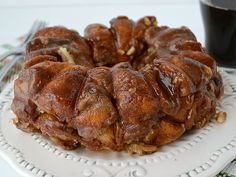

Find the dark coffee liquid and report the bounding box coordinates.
[209,0,236,10]
[200,0,236,67]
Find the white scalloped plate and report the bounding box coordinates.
[0,70,236,177]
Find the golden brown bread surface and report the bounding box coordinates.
[11,16,223,154]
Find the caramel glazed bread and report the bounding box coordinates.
[12,16,223,155]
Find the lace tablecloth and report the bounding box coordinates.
[0,42,236,177]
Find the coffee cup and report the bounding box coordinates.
[200,0,236,68]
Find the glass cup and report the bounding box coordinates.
[200,0,236,69]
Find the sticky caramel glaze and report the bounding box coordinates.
[26,27,94,68]
[12,16,224,154]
